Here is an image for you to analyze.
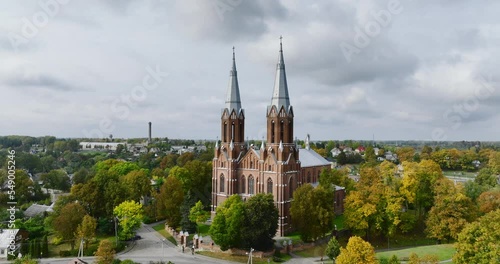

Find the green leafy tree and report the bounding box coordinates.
[14,170,35,203]
[319,168,355,193]
[241,193,279,251]
[42,235,49,257]
[325,236,341,261]
[189,200,210,233]
[113,201,144,240]
[389,255,401,264]
[161,176,184,228]
[75,215,97,249]
[95,239,115,264]
[53,202,87,250]
[475,167,498,188]
[209,195,245,251]
[454,209,500,263]
[121,170,151,202]
[183,160,212,206]
[180,191,197,233]
[108,161,141,176]
[72,168,90,185]
[290,184,334,241]
[336,236,377,264]
[41,169,71,191]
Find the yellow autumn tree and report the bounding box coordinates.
[336,236,377,264]
[425,178,477,241]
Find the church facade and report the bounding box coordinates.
[211,41,331,236]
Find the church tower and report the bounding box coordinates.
[264,38,300,236]
[212,48,246,210]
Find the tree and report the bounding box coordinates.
[319,168,355,193]
[95,239,115,264]
[113,201,144,241]
[75,215,97,249]
[336,236,377,264]
[389,255,401,264]
[183,160,212,206]
[180,191,197,233]
[488,151,500,173]
[209,195,245,251]
[53,202,87,250]
[454,209,500,263]
[396,147,415,163]
[121,170,150,202]
[475,168,498,188]
[325,236,341,261]
[177,152,194,167]
[343,167,385,240]
[72,168,90,185]
[337,151,347,165]
[477,189,500,214]
[161,176,184,228]
[290,184,334,241]
[241,194,279,251]
[425,178,476,241]
[189,200,210,233]
[42,235,49,257]
[168,166,192,192]
[41,169,71,191]
[14,170,35,203]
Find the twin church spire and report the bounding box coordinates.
[221,37,293,151]
[225,47,242,114]
[270,36,291,112]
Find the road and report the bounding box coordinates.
[9,223,237,264]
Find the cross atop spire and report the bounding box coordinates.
[225,46,242,114]
[280,35,283,51]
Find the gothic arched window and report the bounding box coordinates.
[248,175,254,195]
[267,178,273,194]
[241,175,246,194]
[220,174,225,193]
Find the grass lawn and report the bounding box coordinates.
[376,244,456,261]
[278,231,302,245]
[333,214,345,230]
[443,170,477,178]
[152,223,178,246]
[48,235,116,257]
[198,223,210,236]
[198,251,291,264]
[294,243,327,258]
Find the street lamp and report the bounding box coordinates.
[246,248,254,264]
[161,238,166,259]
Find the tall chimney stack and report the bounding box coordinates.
[148,122,152,144]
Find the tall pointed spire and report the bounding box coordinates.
[270,36,290,111]
[225,46,242,114]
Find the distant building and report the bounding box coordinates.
[24,203,54,218]
[0,229,25,259]
[211,42,332,236]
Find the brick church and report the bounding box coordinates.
[211,40,331,236]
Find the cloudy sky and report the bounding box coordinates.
[1,0,499,141]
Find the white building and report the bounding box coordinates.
[0,229,20,259]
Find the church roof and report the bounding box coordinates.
[299,148,331,167]
[24,203,53,218]
[225,47,242,114]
